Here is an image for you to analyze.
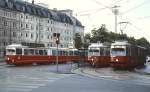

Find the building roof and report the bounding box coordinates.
[0,0,83,27]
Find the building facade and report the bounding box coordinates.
[0,0,84,57]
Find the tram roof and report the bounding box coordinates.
[6,44,28,48]
[111,41,131,46]
[88,43,108,48]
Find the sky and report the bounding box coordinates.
[26,0,150,41]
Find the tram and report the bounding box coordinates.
[110,41,147,69]
[5,44,86,65]
[88,43,110,67]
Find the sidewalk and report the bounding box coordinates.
[0,57,4,63]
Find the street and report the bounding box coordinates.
[0,62,150,92]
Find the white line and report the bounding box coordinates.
[6,88,32,92]
[8,85,39,89]
[4,82,46,86]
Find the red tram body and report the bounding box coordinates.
[88,43,110,67]
[5,44,87,65]
[110,41,147,69]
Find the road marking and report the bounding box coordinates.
[4,82,46,86]
[6,87,32,92]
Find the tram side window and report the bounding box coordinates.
[131,47,137,56]
[58,50,61,55]
[74,51,79,56]
[39,50,44,55]
[105,48,110,56]
[29,49,34,55]
[35,50,39,55]
[52,50,56,55]
[16,48,22,55]
[24,49,28,55]
[64,51,68,56]
[126,47,130,56]
[69,51,73,56]
[63,51,67,56]
[43,50,47,55]
[100,48,104,55]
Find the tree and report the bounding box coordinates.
[136,37,150,48]
[74,33,83,49]
[91,24,110,43]
[88,24,150,49]
[83,33,91,48]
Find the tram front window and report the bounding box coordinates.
[6,49,16,55]
[111,48,126,56]
[88,49,99,56]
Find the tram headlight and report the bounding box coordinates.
[12,59,14,63]
[116,59,119,62]
[7,57,9,60]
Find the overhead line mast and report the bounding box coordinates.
[112,5,120,33]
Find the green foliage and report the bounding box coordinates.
[83,24,150,50]
[135,37,150,48]
[83,33,91,48]
[91,24,111,43]
[74,33,83,49]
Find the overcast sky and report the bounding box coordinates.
[27,0,150,41]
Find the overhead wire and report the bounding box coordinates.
[121,0,150,15]
[137,16,150,20]
[112,0,124,5]
[78,0,125,16]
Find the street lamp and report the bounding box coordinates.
[53,33,60,72]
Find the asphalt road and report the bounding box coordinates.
[32,74,150,92]
[0,63,150,92]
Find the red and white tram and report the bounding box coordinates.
[110,41,147,69]
[88,43,110,67]
[5,44,85,65]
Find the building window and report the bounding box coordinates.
[51,28,53,32]
[4,21,7,26]
[21,15,23,18]
[26,24,29,29]
[12,32,16,37]
[3,31,6,36]
[13,22,16,28]
[51,21,53,24]
[47,35,49,39]
[26,16,28,19]
[31,34,33,38]
[47,27,49,31]
[36,25,38,30]
[26,33,28,37]
[31,25,34,30]
[20,33,23,37]
[21,23,23,28]
[41,35,43,39]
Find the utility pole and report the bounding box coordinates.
[53,33,60,72]
[112,5,120,33]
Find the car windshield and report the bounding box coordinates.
[111,48,126,56]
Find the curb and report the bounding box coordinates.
[71,68,102,79]
[134,68,150,75]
